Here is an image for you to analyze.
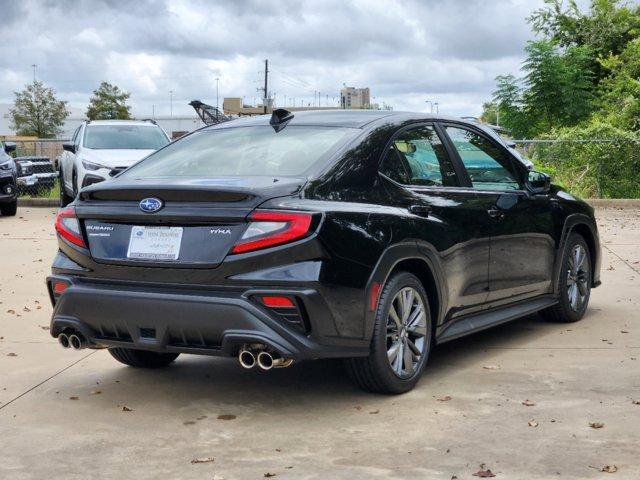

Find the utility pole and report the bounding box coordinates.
[169,90,173,117]
[215,77,220,120]
[263,59,269,114]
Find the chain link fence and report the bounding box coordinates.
[9,139,65,198]
[513,139,640,199]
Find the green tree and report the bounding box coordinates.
[10,81,69,138]
[86,82,132,120]
[598,38,640,131]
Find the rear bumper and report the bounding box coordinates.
[47,275,369,360]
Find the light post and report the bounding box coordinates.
[169,90,173,117]
[425,100,433,113]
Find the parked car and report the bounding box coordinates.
[14,156,58,196]
[58,119,170,206]
[0,140,18,216]
[47,110,601,394]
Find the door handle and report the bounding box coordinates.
[408,205,431,217]
[487,206,504,219]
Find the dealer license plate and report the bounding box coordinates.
[127,226,183,261]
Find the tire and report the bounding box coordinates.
[59,167,74,207]
[540,233,591,323]
[72,169,78,197]
[0,200,18,216]
[345,272,432,394]
[108,348,179,368]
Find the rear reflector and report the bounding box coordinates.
[53,281,68,294]
[231,211,313,254]
[54,207,85,247]
[260,296,296,308]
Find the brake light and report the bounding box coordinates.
[54,207,85,247]
[231,211,313,254]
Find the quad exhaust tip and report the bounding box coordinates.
[238,349,256,369]
[58,333,70,349]
[237,344,293,370]
[58,331,87,350]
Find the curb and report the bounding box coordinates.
[17,197,640,209]
[18,198,59,207]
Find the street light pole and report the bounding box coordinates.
[425,100,433,113]
[169,90,173,117]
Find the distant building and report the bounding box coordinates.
[222,97,341,116]
[340,87,370,109]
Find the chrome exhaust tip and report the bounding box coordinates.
[257,351,274,370]
[69,334,85,350]
[58,333,70,349]
[239,349,256,369]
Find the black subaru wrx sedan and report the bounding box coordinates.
[48,110,601,394]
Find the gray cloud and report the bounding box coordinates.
[0,0,545,118]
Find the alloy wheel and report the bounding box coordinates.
[386,287,428,378]
[567,244,589,311]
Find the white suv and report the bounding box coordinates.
[58,120,170,206]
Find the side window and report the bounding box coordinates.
[380,125,458,187]
[74,126,83,148]
[444,126,521,191]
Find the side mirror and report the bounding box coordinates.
[4,142,16,154]
[62,142,76,154]
[527,170,551,194]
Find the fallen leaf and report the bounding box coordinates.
[601,465,618,473]
[438,395,452,402]
[264,473,276,478]
[217,414,236,420]
[69,396,79,400]
[472,468,496,478]
[23,306,31,312]
[522,400,536,407]
[122,406,133,412]
[589,422,605,429]
[183,421,196,425]
[40,325,49,330]
[483,365,500,370]
[528,420,538,427]
[6,352,17,357]
[620,330,629,334]
[369,410,380,414]
[6,310,15,315]
[633,400,640,405]
[90,390,101,395]
[190,457,214,464]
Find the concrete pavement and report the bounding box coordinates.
[1,207,639,479]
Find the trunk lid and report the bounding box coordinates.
[75,176,306,267]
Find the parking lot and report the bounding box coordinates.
[0,206,639,479]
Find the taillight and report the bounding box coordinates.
[231,211,313,254]
[54,207,85,247]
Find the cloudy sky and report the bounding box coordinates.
[0,0,585,118]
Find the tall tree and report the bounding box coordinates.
[86,82,132,120]
[10,81,69,138]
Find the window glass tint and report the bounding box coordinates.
[84,125,169,150]
[445,126,520,190]
[122,126,355,178]
[380,125,458,187]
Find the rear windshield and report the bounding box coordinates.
[121,126,356,178]
[84,125,169,150]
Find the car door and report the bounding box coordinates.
[441,123,556,306]
[378,123,491,320]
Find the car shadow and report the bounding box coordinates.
[68,311,576,414]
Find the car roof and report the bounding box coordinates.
[207,109,475,130]
[85,120,159,127]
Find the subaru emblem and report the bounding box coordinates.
[139,197,163,213]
